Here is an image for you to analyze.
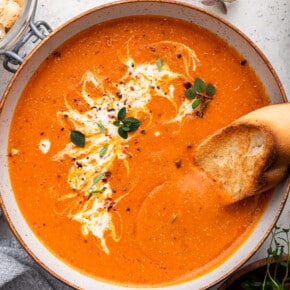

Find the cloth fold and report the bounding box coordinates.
[0,211,72,290]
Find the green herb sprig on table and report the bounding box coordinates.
[184,78,216,118]
[241,226,290,290]
[113,107,141,139]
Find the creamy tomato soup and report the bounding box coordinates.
[8,16,271,286]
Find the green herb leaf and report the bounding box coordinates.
[118,127,128,139]
[88,187,107,199]
[118,107,126,121]
[113,120,120,127]
[122,126,131,132]
[70,130,85,148]
[185,88,196,100]
[156,58,165,71]
[124,117,141,132]
[92,173,103,186]
[192,99,202,109]
[114,107,141,139]
[206,83,216,96]
[99,145,109,157]
[97,122,106,134]
[193,78,205,92]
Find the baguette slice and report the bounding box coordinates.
[194,103,290,202]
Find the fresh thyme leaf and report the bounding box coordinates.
[118,127,128,139]
[113,120,120,127]
[97,122,106,134]
[185,88,196,100]
[192,99,202,109]
[206,83,216,96]
[124,117,141,132]
[193,78,206,92]
[115,108,141,138]
[118,107,126,121]
[279,261,288,267]
[92,173,103,186]
[99,145,108,157]
[70,130,85,148]
[156,58,165,71]
[183,78,216,117]
[122,126,131,132]
[88,187,107,199]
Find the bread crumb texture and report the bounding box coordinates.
[0,0,23,40]
[194,124,275,201]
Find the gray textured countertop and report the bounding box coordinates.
[0,0,289,289]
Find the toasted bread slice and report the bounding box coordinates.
[194,103,290,202]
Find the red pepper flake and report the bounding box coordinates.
[104,77,112,83]
[104,198,116,211]
[179,95,185,102]
[122,148,129,155]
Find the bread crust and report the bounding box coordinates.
[194,103,290,202]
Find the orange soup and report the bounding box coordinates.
[8,16,271,286]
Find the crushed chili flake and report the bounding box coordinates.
[179,95,185,102]
[104,198,116,211]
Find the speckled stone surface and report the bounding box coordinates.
[0,0,289,289]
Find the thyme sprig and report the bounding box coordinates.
[241,226,290,290]
[184,78,216,118]
[113,107,141,139]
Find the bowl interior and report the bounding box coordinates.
[0,1,288,289]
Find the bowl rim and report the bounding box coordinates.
[0,0,289,289]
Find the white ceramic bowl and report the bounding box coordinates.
[0,1,288,289]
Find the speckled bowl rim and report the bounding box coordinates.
[0,0,289,289]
